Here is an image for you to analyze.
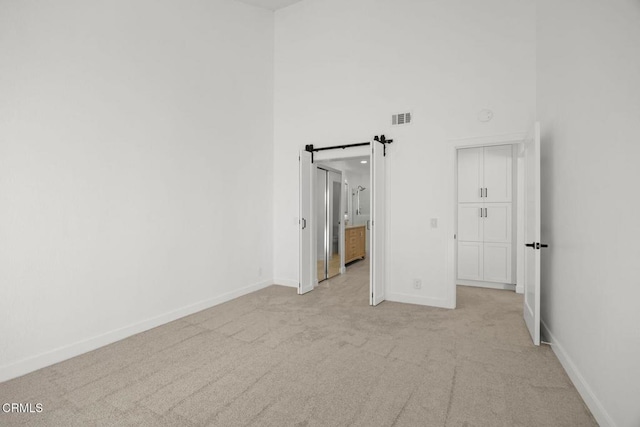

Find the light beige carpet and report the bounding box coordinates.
[0,260,596,426]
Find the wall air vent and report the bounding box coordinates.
[392,111,412,126]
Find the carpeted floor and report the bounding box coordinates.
[0,260,596,426]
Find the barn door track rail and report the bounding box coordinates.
[305,134,393,163]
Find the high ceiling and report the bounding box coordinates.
[234,0,304,11]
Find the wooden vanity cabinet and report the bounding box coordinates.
[345,225,366,264]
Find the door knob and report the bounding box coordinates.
[526,242,549,250]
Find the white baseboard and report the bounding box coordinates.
[0,279,274,383]
[457,279,516,291]
[515,284,524,294]
[386,293,454,310]
[540,320,616,427]
[273,278,298,288]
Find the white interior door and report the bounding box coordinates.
[370,141,386,306]
[299,150,315,295]
[523,123,541,345]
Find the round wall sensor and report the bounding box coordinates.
[477,109,494,122]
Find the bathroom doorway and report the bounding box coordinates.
[312,155,372,301]
[299,138,388,305]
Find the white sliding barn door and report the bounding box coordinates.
[523,123,541,345]
[299,150,315,295]
[370,141,386,306]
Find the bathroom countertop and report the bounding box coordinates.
[345,224,367,229]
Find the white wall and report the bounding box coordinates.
[537,1,640,426]
[0,0,274,381]
[273,0,536,306]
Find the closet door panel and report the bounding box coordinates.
[458,242,483,281]
[483,145,512,202]
[483,203,512,243]
[457,147,483,203]
[483,243,512,283]
[458,204,484,242]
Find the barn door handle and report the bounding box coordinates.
[301,218,307,229]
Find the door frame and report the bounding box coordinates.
[449,132,527,309]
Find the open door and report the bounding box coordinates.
[523,122,541,345]
[370,140,386,306]
[299,150,315,295]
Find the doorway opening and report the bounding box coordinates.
[314,156,371,302]
[452,124,542,345]
[318,156,371,277]
[299,137,388,306]
[456,143,518,291]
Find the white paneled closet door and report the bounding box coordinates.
[458,242,483,281]
[483,203,512,243]
[458,204,484,242]
[483,243,512,283]
[483,145,513,202]
[457,145,514,286]
[457,147,484,203]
